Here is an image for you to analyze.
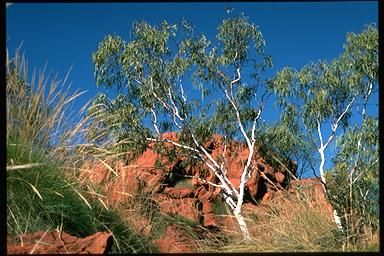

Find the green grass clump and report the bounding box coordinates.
[7,163,95,237]
[7,157,154,253]
[6,47,157,253]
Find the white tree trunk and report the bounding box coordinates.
[318,148,327,184]
[333,209,343,230]
[233,208,251,242]
[318,147,343,231]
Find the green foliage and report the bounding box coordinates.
[342,24,378,91]
[255,119,316,179]
[7,161,94,237]
[7,142,91,236]
[216,13,267,67]
[267,25,378,176]
[86,92,150,157]
[269,60,350,131]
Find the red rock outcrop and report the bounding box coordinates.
[80,159,166,205]
[7,231,113,254]
[77,132,339,253]
[79,133,297,231]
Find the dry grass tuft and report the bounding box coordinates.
[6,47,85,158]
[212,194,343,252]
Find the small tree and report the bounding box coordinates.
[326,25,379,248]
[327,117,379,248]
[268,25,378,231]
[90,13,273,241]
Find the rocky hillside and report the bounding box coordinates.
[80,133,336,252]
[8,133,337,253]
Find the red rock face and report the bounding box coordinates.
[191,135,277,199]
[262,191,273,202]
[80,133,293,204]
[7,231,113,254]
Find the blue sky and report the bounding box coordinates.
[6,2,378,177]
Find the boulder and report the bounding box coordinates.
[7,231,113,254]
[195,185,214,201]
[79,160,112,185]
[134,132,181,173]
[215,215,239,233]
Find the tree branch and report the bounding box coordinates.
[178,76,187,107]
[258,169,279,191]
[146,137,199,153]
[150,107,161,135]
[361,82,373,120]
[148,71,244,198]
[332,96,355,132]
[227,68,251,147]
[174,173,224,188]
[317,119,324,148]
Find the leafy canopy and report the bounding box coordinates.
[90,13,272,152]
[267,24,377,141]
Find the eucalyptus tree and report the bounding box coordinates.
[327,117,378,247]
[326,26,379,247]
[268,25,378,231]
[90,13,272,241]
